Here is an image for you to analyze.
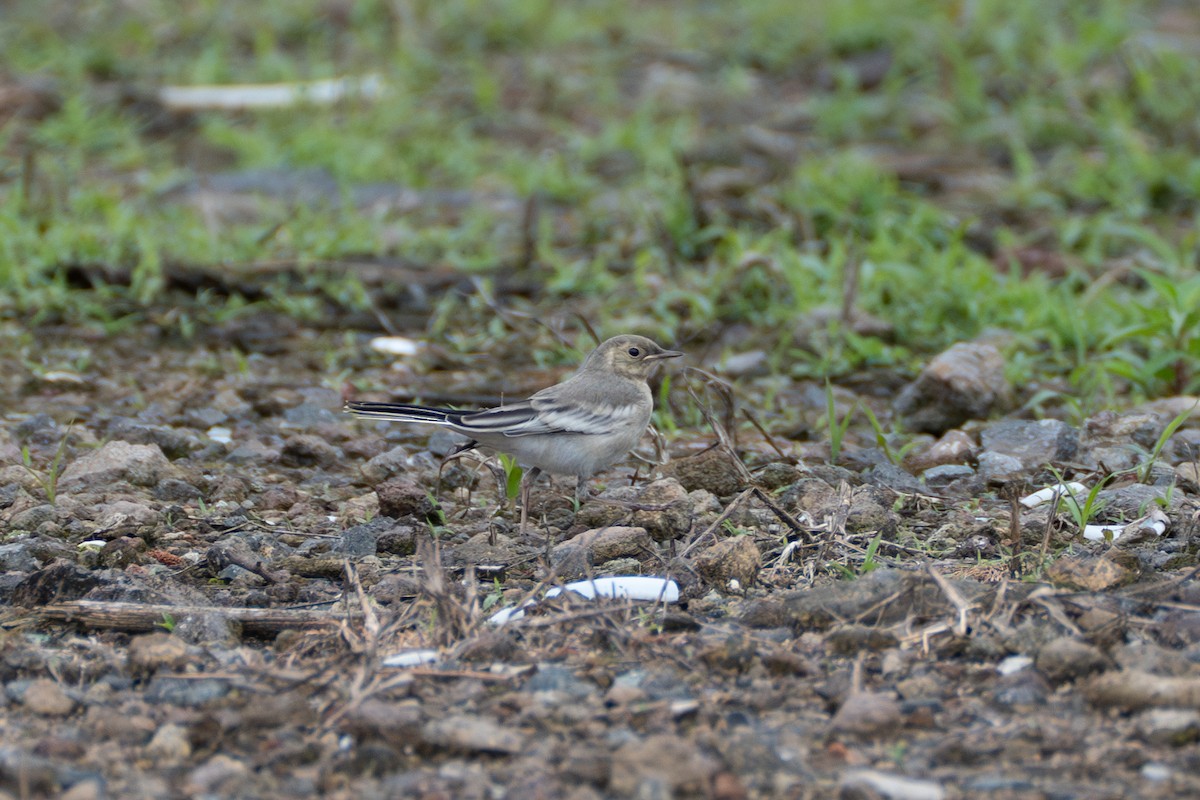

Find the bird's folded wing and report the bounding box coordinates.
[457,397,639,437]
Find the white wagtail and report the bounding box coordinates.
[346,335,683,531]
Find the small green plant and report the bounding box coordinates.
[824,380,855,464]
[497,453,523,503]
[1047,467,1112,531]
[860,530,884,574]
[1136,402,1195,483]
[481,578,505,611]
[859,403,919,466]
[19,424,73,505]
[424,491,447,526]
[156,613,176,632]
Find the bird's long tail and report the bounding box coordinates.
[344,402,458,425]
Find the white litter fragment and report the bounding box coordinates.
[369,336,422,357]
[207,426,232,444]
[78,540,106,551]
[544,576,680,603]
[1020,482,1088,508]
[489,576,680,626]
[841,769,946,800]
[382,649,439,668]
[1083,524,1123,542]
[40,370,86,385]
[488,606,526,626]
[997,655,1034,676]
[1084,508,1169,542]
[159,74,384,110]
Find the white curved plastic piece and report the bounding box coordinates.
[159,74,384,110]
[487,606,526,625]
[488,576,680,626]
[369,336,422,357]
[1084,509,1169,542]
[207,426,233,444]
[1020,482,1088,508]
[382,649,439,668]
[544,577,680,603]
[1082,524,1122,542]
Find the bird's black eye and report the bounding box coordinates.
[627,347,641,358]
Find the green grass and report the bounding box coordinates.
[3,0,1200,405]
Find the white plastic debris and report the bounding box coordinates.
[78,540,106,551]
[382,649,439,668]
[840,769,946,800]
[369,336,422,357]
[1020,482,1088,508]
[997,655,1034,676]
[489,576,680,626]
[1082,524,1123,542]
[544,576,680,603]
[1084,508,1169,542]
[159,74,384,110]
[40,370,86,385]
[206,426,233,444]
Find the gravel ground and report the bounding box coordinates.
[3,321,1200,800]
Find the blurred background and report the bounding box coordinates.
[3,0,1200,408]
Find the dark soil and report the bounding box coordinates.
[2,318,1200,800]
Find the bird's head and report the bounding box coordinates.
[583,335,683,381]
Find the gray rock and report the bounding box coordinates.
[443,532,520,568]
[1137,709,1200,746]
[375,476,438,519]
[182,406,229,429]
[979,418,1078,472]
[831,691,903,736]
[95,500,161,533]
[1095,482,1184,517]
[107,418,201,459]
[756,462,803,490]
[18,678,76,716]
[226,439,281,465]
[361,446,414,483]
[153,478,203,502]
[991,667,1050,708]
[173,612,243,648]
[694,535,761,591]
[0,542,39,573]
[609,733,719,796]
[145,677,231,706]
[976,451,1024,482]
[183,754,249,796]
[661,447,746,497]
[631,478,694,541]
[922,464,975,489]
[862,462,923,493]
[13,413,60,444]
[420,714,524,754]
[551,526,652,575]
[895,342,1010,433]
[10,561,103,606]
[523,664,596,699]
[334,516,394,556]
[1035,637,1110,684]
[146,722,192,762]
[59,441,177,491]
[279,434,339,468]
[8,504,59,532]
[282,388,342,428]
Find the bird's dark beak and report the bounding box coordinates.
[647,349,684,361]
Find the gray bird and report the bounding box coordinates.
[346,334,683,531]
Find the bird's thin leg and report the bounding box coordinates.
[520,467,542,535]
[575,475,590,506]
